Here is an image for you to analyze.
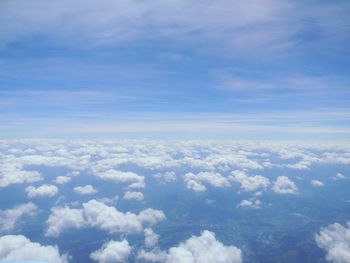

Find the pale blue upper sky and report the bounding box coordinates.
[0,0,349,140]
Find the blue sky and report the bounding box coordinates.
[0,0,349,140]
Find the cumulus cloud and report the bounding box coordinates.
[333,172,346,180]
[0,235,68,263]
[272,176,298,194]
[183,172,230,192]
[237,199,261,209]
[46,206,86,237]
[93,169,145,188]
[26,184,58,198]
[123,191,144,201]
[137,209,166,226]
[46,199,165,237]
[127,181,146,189]
[0,202,38,232]
[144,228,159,248]
[54,175,71,185]
[184,178,206,192]
[137,230,242,263]
[166,230,242,263]
[74,185,98,195]
[229,170,270,192]
[315,221,350,263]
[83,201,165,234]
[90,239,131,263]
[0,165,42,188]
[311,180,324,187]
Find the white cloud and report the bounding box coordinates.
[123,191,144,201]
[137,249,167,262]
[46,206,86,237]
[26,184,58,198]
[153,171,177,183]
[127,181,146,189]
[74,185,98,195]
[286,161,311,170]
[184,178,206,192]
[0,164,42,188]
[0,235,68,263]
[311,180,324,187]
[183,172,230,192]
[97,195,119,206]
[237,199,261,209]
[137,231,242,263]
[137,208,166,226]
[0,202,38,232]
[315,221,350,263]
[166,230,242,263]
[144,228,159,248]
[90,239,131,263]
[0,0,302,56]
[229,170,270,192]
[83,200,145,233]
[333,172,346,180]
[93,169,145,187]
[46,199,165,237]
[54,175,71,185]
[272,176,298,194]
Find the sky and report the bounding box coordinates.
[0,0,350,140]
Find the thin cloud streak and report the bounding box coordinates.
[1,111,350,139]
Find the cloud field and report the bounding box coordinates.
[0,140,349,262]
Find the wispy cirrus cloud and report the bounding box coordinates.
[0,0,348,57]
[0,0,349,140]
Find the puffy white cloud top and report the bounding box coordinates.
[54,175,71,185]
[92,169,145,189]
[144,228,159,248]
[229,170,270,192]
[46,206,86,237]
[90,239,131,263]
[26,184,59,198]
[183,172,230,192]
[137,230,242,263]
[272,176,298,194]
[0,202,38,232]
[74,185,98,195]
[46,199,165,237]
[316,221,350,263]
[0,235,68,263]
[123,191,144,201]
[166,230,242,263]
[0,165,42,188]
